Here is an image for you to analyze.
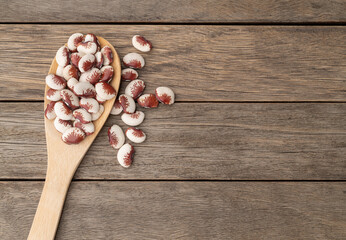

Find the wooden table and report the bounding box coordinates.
[1,1,346,239]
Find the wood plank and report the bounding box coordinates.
[0,0,345,23]
[1,102,345,180]
[0,25,346,101]
[1,181,345,239]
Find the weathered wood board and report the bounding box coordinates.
[1,102,345,180]
[0,25,345,101]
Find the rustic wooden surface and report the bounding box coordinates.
[1,102,346,180]
[0,2,346,239]
[1,182,345,240]
[0,0,345,23]
[1,25,346,101]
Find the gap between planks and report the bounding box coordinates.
[1,22,346,26]
[2,100,346,103]
[1,179,346,182]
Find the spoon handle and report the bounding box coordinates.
[28,165,73,240]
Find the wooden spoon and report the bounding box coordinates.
[28,37,121,240]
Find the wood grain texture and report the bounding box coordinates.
[1,181,345,239]
[1,102,345,180]
[0,25,346,101]
[0,0,345,23]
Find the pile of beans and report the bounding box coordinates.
[44,33,116,144]
[109,35,175,168]
[44,33,175,168]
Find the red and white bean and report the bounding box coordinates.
[137,93,159,108]
[110,100,122,115]
[67,78,79,92]
[155,87,175,105]
[118,94,136,114]
[70,52,85,68]
[99,66,114,83]
[77,41,98,55]
[124,79,145,99]
[74,120,95,136]
[117,143,134,168]
[108,125,125,149]
[54,117,73,133]
[63,65,79,80]
[73,108,92,124]
[132,35,152,52]
[73,82,96,98]
[46,74,66,90]
[121,68,138,81]
[78,54,95,73]
[101,46,113,65]
[56,46,69,67]
[44,101,57,120]
[60,89,80,110]
[79,68,101,85]
[84,33,100,50]
[46,89,61,101]
[125,127,146,143]
[54,101,73,120]
[95,51,104,68]
[62,127,85,144]
[67,33,84,52]
[95,82,116,100]
[79,97,99,113]
[56,65,64,78]
[121,111,145,126]
[123,53,145,69]
[91,104,104,121]
[95,94,106,104]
